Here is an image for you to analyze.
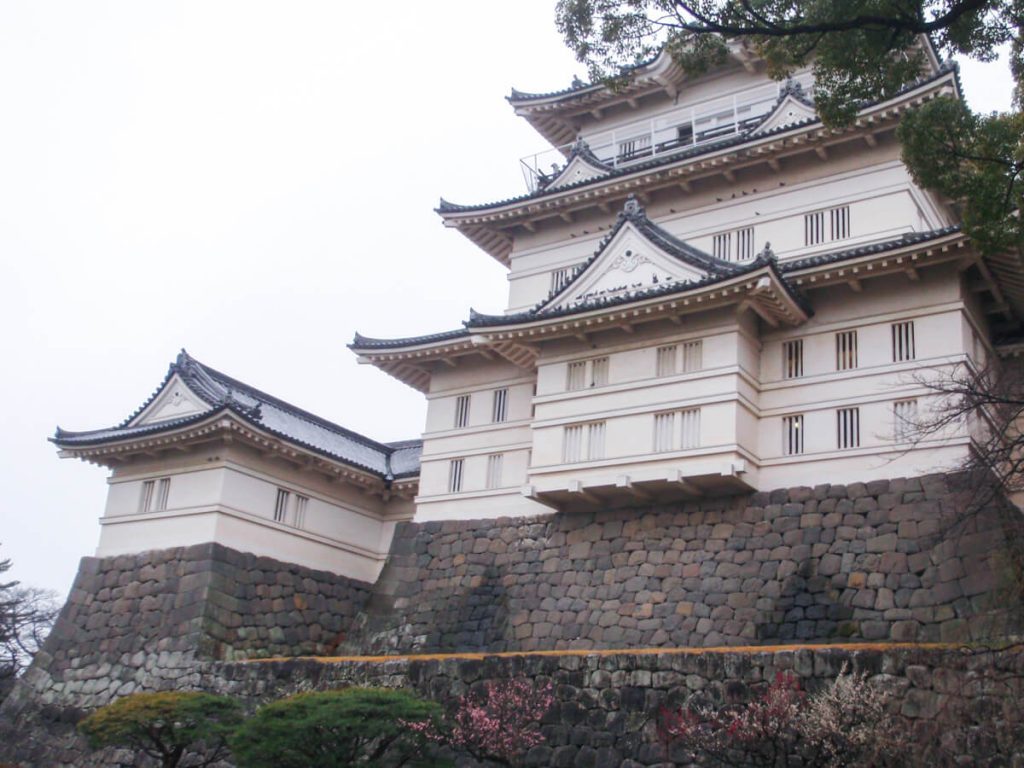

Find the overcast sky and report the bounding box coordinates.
[0,2,1015,598]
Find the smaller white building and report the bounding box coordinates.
[53,351,419,582]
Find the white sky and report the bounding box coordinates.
[0,2,1014,597]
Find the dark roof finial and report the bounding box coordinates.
[758,241,776,261]
[620,194,645,220]
[571,74,585,89]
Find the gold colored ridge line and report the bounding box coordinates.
[240,641,1009,665]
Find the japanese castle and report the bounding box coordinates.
[53,41,1017,583]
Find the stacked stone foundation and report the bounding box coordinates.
[2,473,1024,766]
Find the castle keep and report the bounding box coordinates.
[4,37,1024,767]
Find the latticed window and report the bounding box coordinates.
[805,205,850,246]
[656,345,677,377]
[551,266,574,293]
[486,454,503,489]
[713,232,731,260]
[567,357,609,390]
[894,399,918,442]
[830,205,850,240]
[454,394,470,428]
[783,339,804,379]
[713,227,754,261]
[892,321,915,362]
[736,227,755,260]
[836,407,860,449]
[492,388,508,423]
[154,478,170,511]
[139,480,155,513]
[680,408,700,449]
[274,488,290,522]
[563,422,607,462]
[139,477,171,513]
[783,415,804,455]
[835,330,858,371]
[681,340,702,372]
[293,495,308,529]
[448,459,464,493]
[804,211,825,245]
[653,412,675,453]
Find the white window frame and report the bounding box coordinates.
[567,356,610,391]
[274,488,290,523]
[448,459,465,493]
[783,339,804,379]
[892,321,916,362]
[894,399,918,442]
[836,407,861,449]
[492,388,508,423]
[454,394,470,429]
[293,494,308,529]
[835,330,858,371]
[563,421,607,463]
[783,415,804,455]
[656,345,677,377]
[486,454,504,490]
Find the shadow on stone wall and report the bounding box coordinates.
[348,474,1024,655]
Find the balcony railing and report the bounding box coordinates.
[520,74,814,193]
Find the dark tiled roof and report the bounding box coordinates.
[53,350,422,482]
[438,64,960,216]
[778,226,963,272]
[350,328,471,351]
[533,196,742,314]
[537,139,615,190]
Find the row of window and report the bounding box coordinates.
[548,205,853,290]
[138,477,171,513]
[273,488,308,529]
[453,388,509,429]
[782,321,916,379]
[447,453,504,493]
[782,399,918,455]
[566,341,702,392]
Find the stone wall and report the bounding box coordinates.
[350,475,1024,654]
[5,644,1024,766]
[2,543,369,714]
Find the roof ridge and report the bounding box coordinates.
[174,351,399,457]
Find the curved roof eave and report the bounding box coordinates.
[438,64,962,224]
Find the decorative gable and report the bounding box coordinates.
[749,83,817,136]
[547,200,714,312]
[542,139,611,191]
[131,374,210,426]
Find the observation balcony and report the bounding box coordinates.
[519,74,814,193]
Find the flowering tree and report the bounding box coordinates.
[407,678,555,766]
[658,672,804,767]
[658,666,907,767]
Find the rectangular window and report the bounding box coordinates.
[892,321,916,362]
[274,488,290,523]
[139,480,155,513]
[486,454,504,489]
[894,399,918,442]
[713,232,731,260]
[656,345,677,377]
[154,478,170,511]
[448,459,464,493]
[680,407,701,449]
[783,415,804,455]
[492,388,508,423]
[806,205,850,246]
[587,421,606,461]
[566,361,587,391]
[454,394,470,428]
[563,422,606,463]
[736,227,755,260]
[681,340,703,372]
[837,407,861,449]
[804,211,825,246]
[653,411,676,453]
[830,205,850,240]
[567,357,610,390]
[563,424,584,463]
[835,330,858,371]
[293,494,308,529]
[551,266,574,293]
[783,339,804,379]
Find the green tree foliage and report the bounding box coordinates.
[230,687,446,768]
[555,0,1024,257]
[77,691,243,768]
